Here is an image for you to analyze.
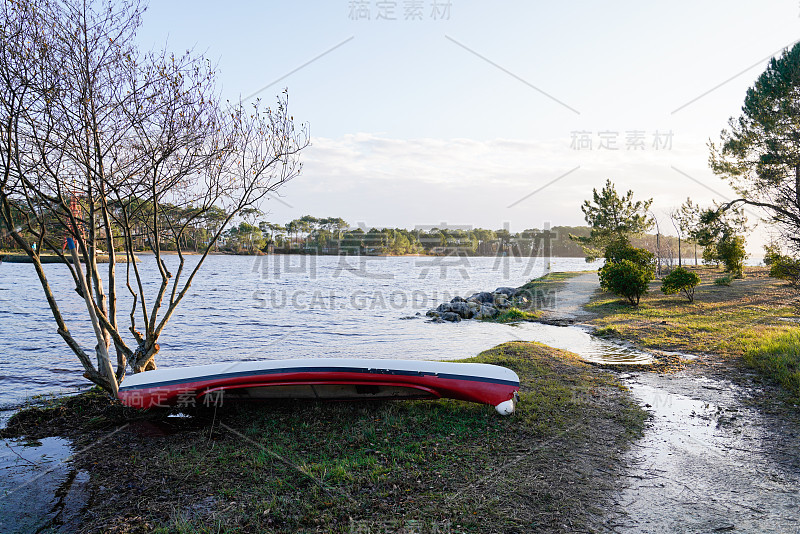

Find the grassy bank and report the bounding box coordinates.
[587,265,800,398]
[743,330,800,398]
[3,343,645,533]
[482,307,541,323]
[517,270,588,295]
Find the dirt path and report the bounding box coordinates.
[548,273,800,533]
[539,271,599,322]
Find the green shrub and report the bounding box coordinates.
[599,259,653,305]
[766,251,800,287]
[714,274,734,286]
[599,242,656,303]
[661,267,701,302]
[603,240,656,272]
[716,234,747,277]
[595,326,621,337]
[763,242,782,266]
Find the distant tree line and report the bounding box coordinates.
[214,215,701,258]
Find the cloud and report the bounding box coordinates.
[304,134,573,189]
[264,132,760,250]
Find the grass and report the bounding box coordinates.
[587,265,800,399]
[517,270,588,294]
[587,266,799,356]
[714,274,734,286]
[4,342,646,533]
[472,271,589,323]
[482,306,540,322]
[516,270,590,317]
[743,330,800,399]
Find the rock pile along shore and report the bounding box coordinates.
[426,286,532,322]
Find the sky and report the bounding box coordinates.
[135,0,800,253]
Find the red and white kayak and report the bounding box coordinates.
[117,358,520,415]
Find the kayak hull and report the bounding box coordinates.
[117,358,520,414]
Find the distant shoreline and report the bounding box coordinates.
[0,253,137,264]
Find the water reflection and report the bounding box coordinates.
[0,435,88,533]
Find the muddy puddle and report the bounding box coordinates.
[0,411,90,533]
[602,373,800,533]
[505,321,655,364]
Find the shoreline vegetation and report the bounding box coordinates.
[2,223,701,259]
[588,265,800,401]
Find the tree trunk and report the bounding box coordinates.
[656,231,661,277]
[68,239,119,396]
[796,165,800,208]
[131,340,159,373]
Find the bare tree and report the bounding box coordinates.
[648,210,661,278]
[0,0,308,395]
[668,208,683,268]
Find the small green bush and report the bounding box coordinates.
[767,254,800,287]
[661,267,701,303]
[599,259,653,305]
[595,326,621,337]
[714,274,734,286]
[599,241,656,305]
[763,242,782,266]
[716,234,747,278]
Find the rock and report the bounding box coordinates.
[428,287,524,322]
[494,287,517,297]
[466,292,495,304]
[514,291,532,308]
[449,301,473,319]
[515,288,533,302]
[435,302,451,313]
[494,295,511,309]
[474,305,500,319]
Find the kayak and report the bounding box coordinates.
[117,358,520,415]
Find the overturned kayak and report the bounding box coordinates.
[118,358,520,415]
